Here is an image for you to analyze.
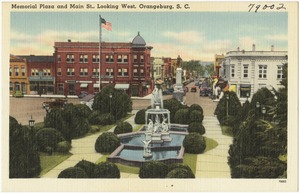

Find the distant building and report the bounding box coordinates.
[222,45,287,101]
[214,54,224,78]
[9,55,29,95]
[18,55,55,95]
[152,57,164,81]
[54,32,153,97]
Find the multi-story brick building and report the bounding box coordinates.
[18,55,55,95]
[54,32,153,97]
[9,55,29,95]
[221,45,287,101]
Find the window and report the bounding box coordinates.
[31,69,38,76]
[14,67,19,76]
[106,68,114,76]
[140,55,144,63]
[79,54,88,63]
[57,68,62,76]
[117,55,128,63]
[92,54,99,63]
[93,68,99,76]
[277,66,285,79]
[231,64,235,78]
[9,66,12,76]
[21,66,25,76]
[105,54,114,63]
[10,82,13,91]
[43,69,51,76]
[140,69,144,76]
[133,55,138,63]
[259,65,267,78]
[243,64,249,78]
[66,54,74,63]
[118,68,128,76]
[240,84,251,98]
[80,68,88,76]
[67,68,75,76]
[58,83,64,95]
[133,68,138,76]
[57,54,61,62]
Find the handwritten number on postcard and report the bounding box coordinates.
[248,3,286,12]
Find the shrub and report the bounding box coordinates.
[44,108,65,132]
[189,104,203,115]
[188,122,206,135]
[166,168,195,178]
[75,160,97,178]
[75,104,92,118]
[89,112,115,125]
[134,109,147,124]
[90,125,100,133]
[56,141,71,153]
[57,167,88,178]
[95,132,120,153]
[94,162,120,178]
[220,115,238,127]
[114,121,133,135]
[183,133,206,154]
[189,110,204,123]
[174,109,190,124]
[163,98,184,122]
[168,163,193,173]
[71,118,90,138]
[139,161,169,178]
[35,128,65,152]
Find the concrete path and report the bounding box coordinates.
[195,116,232,178]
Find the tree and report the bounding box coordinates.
[163,98,184,123]
[95,132,120,153]
[35,127,65,152]
[183,133,206,154]
[114,121,133,135]
[9,116,41,178]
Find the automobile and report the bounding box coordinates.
[162,88,174,95]
[191,86,197,92]
[199,82,213,97]
[78,91,88,99]
[12,90,24,98]
[42,98,67,111]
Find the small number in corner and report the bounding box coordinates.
[279,180,287,183]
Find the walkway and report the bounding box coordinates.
[195,116,232,178]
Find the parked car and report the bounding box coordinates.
[78,91,88,99]
[12,90,24,98]
[162,88,174,95]
[191,86,197,92]
[42,98,67,110]
[199,82,213,97]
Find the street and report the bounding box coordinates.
[9,83,217,125]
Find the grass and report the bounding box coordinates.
[183,153,197,174]
[204,137,219,153]
[279,154,287,162]
[221,125,233,137]
[39,152,72,177]
[133,124,143,132]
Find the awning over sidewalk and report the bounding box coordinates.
[93,84,100,88]
[115,84,129,90]
[80,83,88,88]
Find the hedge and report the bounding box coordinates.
[95,132,120,153]
[94,162,120,178]
[57,167,88,178]
[139,161,169,178]
[35,127,65,152]
[166,168,195,178]
[183,133,206,154]
[114,121,133,135]
[188,122,206,135]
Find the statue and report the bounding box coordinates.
[147,119,153,132]
[153,115,161,133]
[161,116,169,132]
[152,85,161,108]
[142,140,152,158]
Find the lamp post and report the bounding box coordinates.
[246,92,250,102]
[226,95,229,117]
[256,102,260,118]
[28,115,35,130]
[261,106,266,120]
[109,93,112,115]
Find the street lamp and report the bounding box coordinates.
[109,93,112,115]
[28,115,35,129]
[246,92,250,102]
[261,106,266,120]
[226,95,229,117]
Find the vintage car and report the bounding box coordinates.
[42,98,67,111]
[199,81,213,96]
[12,90,24,98]
[191,86,197,92]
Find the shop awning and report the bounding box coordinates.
[93,84,100,88]
[80,83,88,88]
[240,84,251,91]
[115,84,130,90]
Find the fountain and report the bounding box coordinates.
[107,82,188,166]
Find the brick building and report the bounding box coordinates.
[54,32,153,96]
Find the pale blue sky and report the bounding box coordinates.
[11,12,288,61]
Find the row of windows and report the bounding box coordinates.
[57,54,145,64]
[230,65,284,79]
[9,66,25,76]
[31,69,51,76]
[57,68,145,77]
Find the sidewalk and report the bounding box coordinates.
[195,116,232,178]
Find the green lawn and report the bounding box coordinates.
[221,125,233,137]
[39,152,72,177]
[133,124,143,132]
[183,153,197,174]
[204,137,219,152]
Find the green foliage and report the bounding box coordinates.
[189,110,204,123]
[88,111,114,125]
[174,109,190,124]
[44,108,65,133]
[55,141,71,153]
[75,160,97,178]
[74,104,92,118]
[92,85,132,121]
[183,133,206,154]
[163,98,184,123]
[94,162,120,178]
[168,163,194,174]
[166,168,195,178]
[35,128,65,152]
[139,161,169,178]
[214,91,242,124]
[114,121,133,135]
[188,122,205,135]
[95,132,120,153]
[134,109,147,124]
[57,167,88,178]
[189,104,203,115]
[9,116,41,178]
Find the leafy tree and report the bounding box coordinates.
[35,128,65,152]
[134,109,147,124]
[174,109,190,124]
[95,132,120,153]
[9,116,41,178]
[163,98,184,123]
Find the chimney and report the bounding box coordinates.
[252,44,256,51]
[237,47,240,51]
[68,39,71,42]
[271,45,274,51]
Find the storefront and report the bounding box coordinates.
[240,84,251,98]
[28,72,55,95]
